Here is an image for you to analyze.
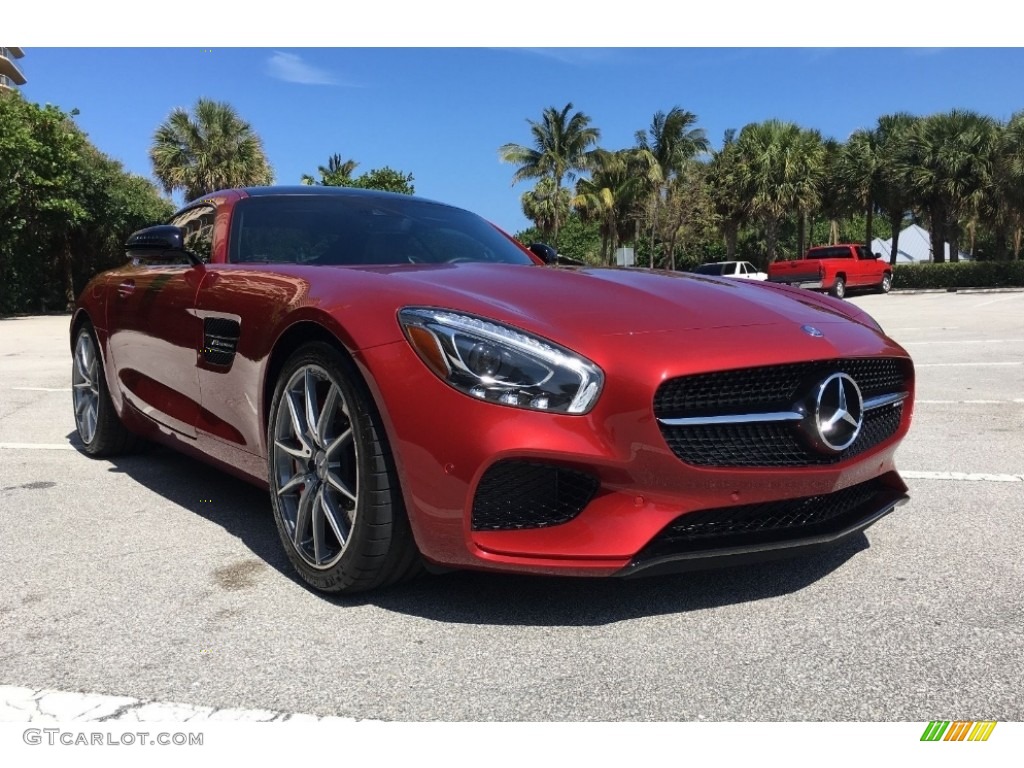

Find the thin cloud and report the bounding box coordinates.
[267,51,338,85]
[503,48,620,66]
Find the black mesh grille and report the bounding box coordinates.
[203,317,240,366]
[655,358,907,417]
[661,404,902,467]
[636,477,891,560]
[654,358,909,467]
[472,461,599,531]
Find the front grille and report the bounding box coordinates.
[472,461,599,531]
[655,358,906,417]
[635,477,890,560]
[654,358,909,467]
[661,403,902,467]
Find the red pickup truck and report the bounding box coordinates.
[767,244,892,299]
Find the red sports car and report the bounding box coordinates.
[71,187,914,593]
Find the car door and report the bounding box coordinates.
[106,205,213,438]
[192,196,319,476]
[854,245,883,286]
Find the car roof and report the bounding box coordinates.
[182,185,457,219]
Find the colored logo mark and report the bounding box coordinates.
[921,721,997,741]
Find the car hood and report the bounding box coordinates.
[350,262,876,336]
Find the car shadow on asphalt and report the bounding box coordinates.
[72,433,870,627]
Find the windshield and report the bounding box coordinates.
[229,195,535,267]
[694,263,730,275]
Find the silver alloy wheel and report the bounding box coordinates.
[882,273,892,292]
[72,331,100,445]
[271,365,359,569]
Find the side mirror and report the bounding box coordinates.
[874,252,883,259]
[126,225,202,266]
[528,242,559,265]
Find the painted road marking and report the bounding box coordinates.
[10,387,72,392]
[902,471,1023,483]
[915,362,1022,367]
[0,443,76,450]
[917,399,1024,404]
[901,339,1024,345]
[0,684,355,722]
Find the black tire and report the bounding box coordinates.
[266,342,422,593]
[879,272,892,294]
[830,276,847,299]
[71,323,139,457]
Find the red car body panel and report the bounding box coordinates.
[768,244,891,292]
[73,188,915,579]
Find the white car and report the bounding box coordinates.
[694,261,768,280]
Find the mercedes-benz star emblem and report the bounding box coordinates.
[813,373,864,452]
[801,325,824,338]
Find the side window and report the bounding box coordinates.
[172,205,216,263]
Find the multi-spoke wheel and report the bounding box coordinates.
[71,323,138,457]
[267,343,422,593]
[879,272,893,294]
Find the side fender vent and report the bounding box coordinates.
[203,317,240,367]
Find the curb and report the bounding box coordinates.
[891,287,1024,295]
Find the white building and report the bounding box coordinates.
[870,223,972,263]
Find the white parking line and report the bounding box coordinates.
[973,294,1024,308]
[10,387,71,392]
[0,684,354,722]
[0,443,75,450]
[917,399,1024,404]
[902,471,1023,483]
[901,339,1024,345]
[915,361,1022,367]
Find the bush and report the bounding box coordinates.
[892,261,1024,290]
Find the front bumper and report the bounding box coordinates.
[617,480,908,578]
[357,326,913,578]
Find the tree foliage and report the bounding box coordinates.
[302,155,415,194]
[150,98,274,201]
[0,94,173,314]
[499,103,600,246]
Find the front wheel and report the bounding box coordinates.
[830,276,847,299]
[879,272,892,293]
[267,343,422,593]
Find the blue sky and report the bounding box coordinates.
[17,47,1024,234]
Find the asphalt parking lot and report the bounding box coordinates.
[0,290,1021,722]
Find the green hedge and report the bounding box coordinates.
[892,261,1024,290]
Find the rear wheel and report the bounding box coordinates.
[72,323,139,457]
[267,343,422,593]
[830,276,847,299]
[879,272,892,293]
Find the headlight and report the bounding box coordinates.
[398,308,603,414]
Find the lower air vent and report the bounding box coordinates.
[472,461,599,531]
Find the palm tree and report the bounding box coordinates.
[994,112,1024,258]
[837,128,879,249]
[635,108,709,267]
[499,103,600,247]
[816,138,852,249]
[874,113,918,265]
[520,178,570,243]
[573,149,658,265]
[301,153,359,186]
[706,130,747,260]
[734,120,825,262]
[903,110,997,262]
[150,99,273,201]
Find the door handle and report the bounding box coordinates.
[117,280,136,298]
